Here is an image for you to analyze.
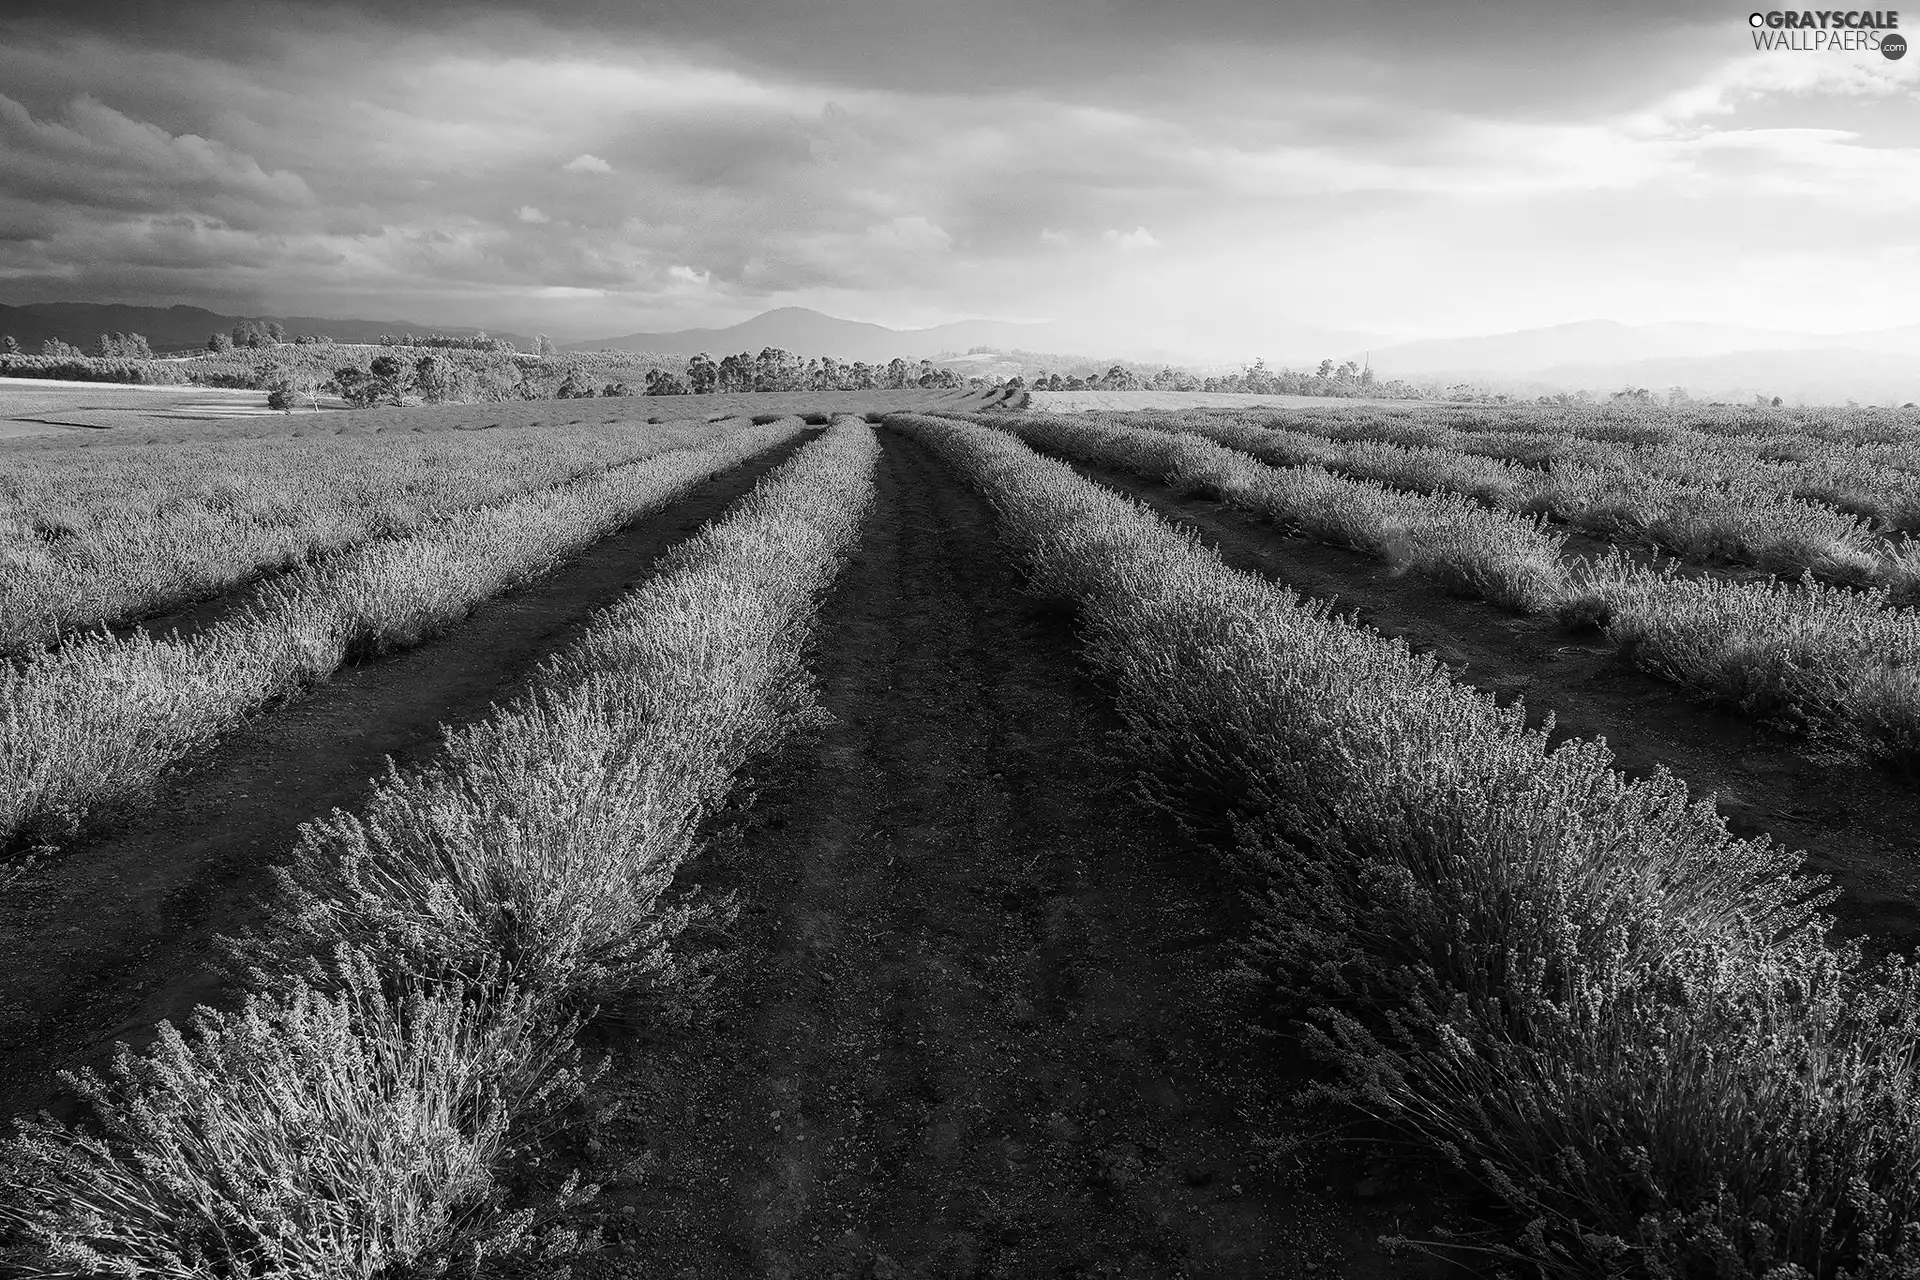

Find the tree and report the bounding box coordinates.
[413,354,453,403]
[1,335,17,356]
[266,322,286,344]
[885,357,909,389]
[264,362,322,413]
[332,367,379,409]
[685,353,718,394]
[1315,358,1335,379]
[535,334,557,357]
[368,354,409,405]
[753,347,802,392]
[208,331,234,353]
[718,352,752,393]
[231,320,277,349]
[40,338,83,358]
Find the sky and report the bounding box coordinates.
[0,0,1916,355]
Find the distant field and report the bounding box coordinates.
[0,376,286,436]
[1026,389,1447,412]
[0,380,1004,444]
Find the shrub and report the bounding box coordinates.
[888,412,1920,1278]
[0,419,804,851]
[0,955,590,1279]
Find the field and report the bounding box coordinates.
[3,394,1920,1278]
[1027,389,1453,412]
[0,377,285,437]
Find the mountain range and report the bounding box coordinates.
[4,302,1916,402]
[1360,319,1920,403]
[567,307,1380,367]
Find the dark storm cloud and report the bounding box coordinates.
[1,0,1711,110]
[0,90,313,227]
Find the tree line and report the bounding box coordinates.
[639,350,969,396]
[2,333,157,359]
[0,332,1430,405]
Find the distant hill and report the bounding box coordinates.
[0,302,535,354]
[1363,319,1920,379]
[568,306,1074,363]
[569,306,1381,367]
[1358,319,1920,404]
[1513,349,1920,406]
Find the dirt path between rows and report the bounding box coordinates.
[574,429,1467,1280]
[1060,460,1920,952]
[0,434,811,1125]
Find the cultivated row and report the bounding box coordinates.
[889,411,1920,1279]
[0,418,881,1275]
[988,412,1920,764]
[1110,410,1920,588]
[0,416,729,653]
[0,417,801,857]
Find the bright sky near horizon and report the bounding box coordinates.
[0,0,1915,354]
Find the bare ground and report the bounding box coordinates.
[0,434,812,1124]
[568,428,1470,1280]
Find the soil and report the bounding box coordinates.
[570,428,1472,1280]
[1060,459,1920,952]
[0,433,813,1125]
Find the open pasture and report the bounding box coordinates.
[2,397,1920,1278]
[0,376,286,437]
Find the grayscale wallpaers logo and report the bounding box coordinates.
[1748,9,1905,55]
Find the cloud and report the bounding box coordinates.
[864,215,951,253]
[0,90,313,228]
[0,3,1911,344]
